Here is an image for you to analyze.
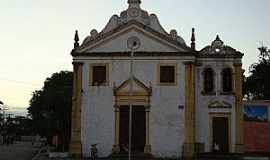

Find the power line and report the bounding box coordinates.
[0,77,40,86]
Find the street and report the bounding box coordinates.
[0,141,40,160]
[1,141,267,160]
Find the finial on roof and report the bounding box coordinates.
[213,35,223,44]
[128,0,141,4]
[211,34,224,48]
[128,0,141,8]
[191,28,196,50]
[74,30,80,49]
[216,35,220,41]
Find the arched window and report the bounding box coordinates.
[204,68,214,93]
[222,68,233,92]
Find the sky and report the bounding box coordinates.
[0,0,269,115]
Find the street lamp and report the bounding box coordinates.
[127,36,140,160]
[0,101,3,123]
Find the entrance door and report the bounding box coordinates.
[120,107,129,153]
[132,106,146,152]
[212,117,229,153]
[119,106,146,153]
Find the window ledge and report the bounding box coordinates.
[208,105,232,109]
[201,91,216,96]
[220,92,235,95]
[158,82,177,86]
[90,82,110,86]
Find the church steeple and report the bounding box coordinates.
[128,0,141,8]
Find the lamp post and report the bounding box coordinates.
[0,101,3,145]
[127,37,140,160]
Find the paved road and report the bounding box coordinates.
[34,154,179,160]
[0,141,40,160]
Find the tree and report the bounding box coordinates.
[244,46,270,100]
[27,71,73,151]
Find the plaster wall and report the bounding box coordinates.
[195,60,236,152]
[85,29,182,53]
[81,62,115,157]
[244,121,270,152]
[80,58,186,157]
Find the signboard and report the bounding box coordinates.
[244,105,268,122]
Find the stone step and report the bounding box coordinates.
[196,153,243,160]
[110,153,153,160]
[243,157,269,160]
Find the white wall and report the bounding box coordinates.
[195,60,236,152]
[78,57,241,157]
[80,59,186,157]
[81,62,115,157]
[82,28,185,53]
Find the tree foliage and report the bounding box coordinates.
[27,71,73,150]
[0,116,33,138]
[244,46,270,100]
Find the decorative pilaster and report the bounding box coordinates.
[234,63,244,153]
[144,106,151,154]
[69,62,83,157]
[112,105,120,153]
[183,62,196,159]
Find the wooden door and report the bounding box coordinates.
[132,106,145,152]
[120,107,129,153]
[119,106,145,153]
[212,117,229,153]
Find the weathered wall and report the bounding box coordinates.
[79,59,187,157]
[244,121,270,153]
[85,29,182,53]
[195,60,236,152]
[81,62,115,157]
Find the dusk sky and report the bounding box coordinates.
[0,0,269,113]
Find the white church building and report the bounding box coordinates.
[69,0,244,159]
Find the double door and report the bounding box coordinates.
[119,106,146,153]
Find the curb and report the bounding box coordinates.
[31,146,48,160]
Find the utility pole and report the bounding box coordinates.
[128,49,133,160]
[0,101,3,144]
[127,37,140,160]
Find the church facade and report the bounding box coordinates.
[69,0,244,159]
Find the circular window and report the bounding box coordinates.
[127,36,141,50]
